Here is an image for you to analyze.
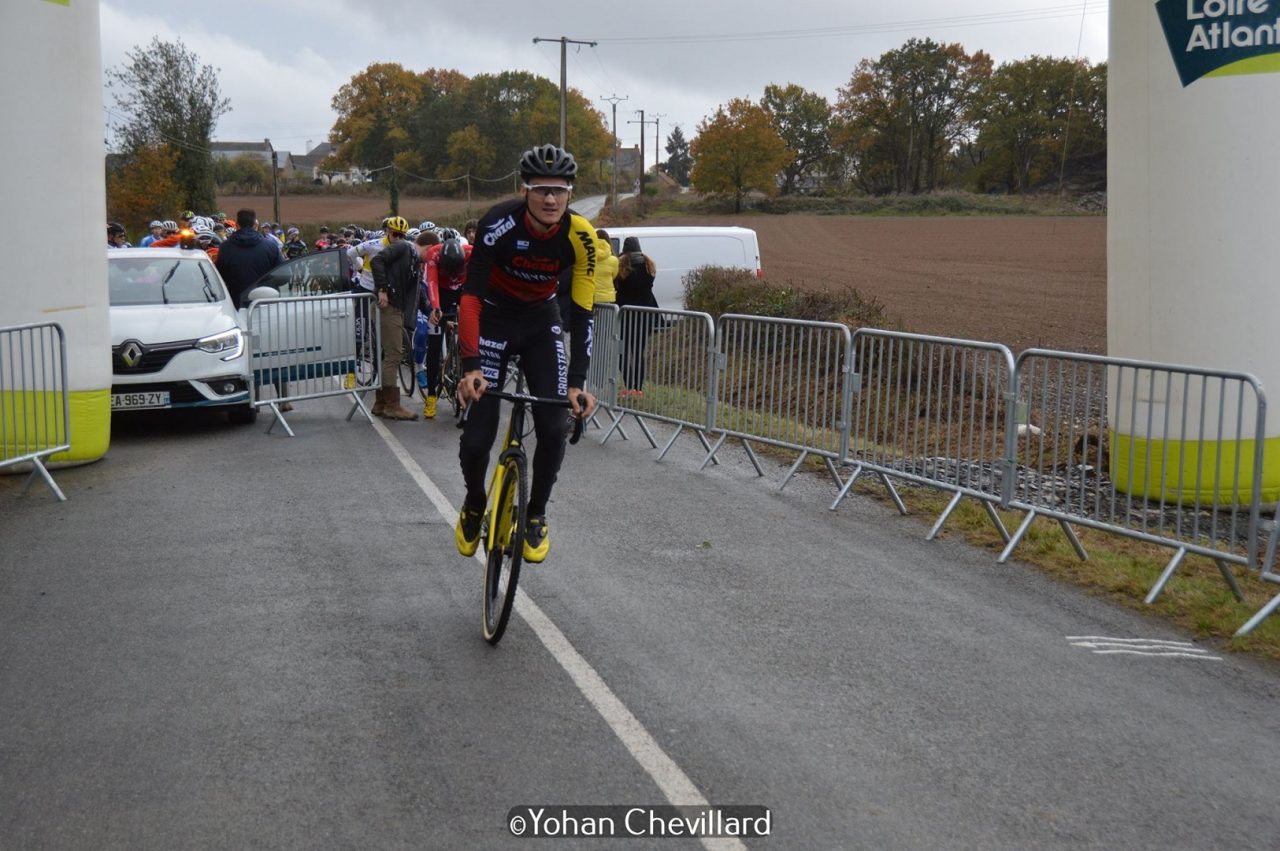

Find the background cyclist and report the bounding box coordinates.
[454,144,597,564]
[420,229,472,420]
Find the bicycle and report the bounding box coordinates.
[437,314,463,423]
[462,367,585,644]
[398,324,417,398]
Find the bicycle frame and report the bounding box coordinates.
[484,378,527,554]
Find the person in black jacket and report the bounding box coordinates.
[216,209,290,408]
[614,236,658,396]
[369,216,421,420]
[216,209,282,308]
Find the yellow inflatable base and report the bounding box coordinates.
[1,388,110,466]
[1111,431,1280,506]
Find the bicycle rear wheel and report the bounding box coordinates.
[354,318,377,387]
[399,327,417,397]
[482,450,527,644]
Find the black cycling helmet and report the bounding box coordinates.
[439,238,466,274]
[107,221,127,236]
[519,143,577,183]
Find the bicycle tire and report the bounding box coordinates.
[354,316,378,387]
[482,450,527,644]
[441,331,462,417]
[398,327,416,397]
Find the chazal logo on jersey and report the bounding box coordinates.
[1155,0,1280,86]
[483,216,516,247]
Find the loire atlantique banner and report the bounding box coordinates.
[1156,0,1280,85]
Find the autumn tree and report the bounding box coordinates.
[213,153,271,191]
[440,124,497,180]
[760,83,832,195]
[690,98,793,213]
[969,56,1107,192]
[329,62,423,175]
[663,125,692,186]
[105,37,229,212]
[106,144,183,232]
[834,38,991,194]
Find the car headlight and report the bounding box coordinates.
[196,328,244,361]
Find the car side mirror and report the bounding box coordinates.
[245,285,281,303]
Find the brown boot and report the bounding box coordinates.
[383,387,418,420]
[371,388,386,418]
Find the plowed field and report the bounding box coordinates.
[642,213,1107,355]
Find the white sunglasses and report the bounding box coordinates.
[523,184,572,199]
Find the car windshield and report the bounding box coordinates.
[109,256,226,306]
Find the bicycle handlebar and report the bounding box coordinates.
[464,379,588,445]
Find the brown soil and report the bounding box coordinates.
[216,194,499,228]
[643,213,1107,355]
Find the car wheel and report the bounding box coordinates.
[227,404,258,425]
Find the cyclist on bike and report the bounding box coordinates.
[420,234,473,419]
[454,144,598,563]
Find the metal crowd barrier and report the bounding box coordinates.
[244,292,380,436]
[832,330,1016,542]
[0,322,70,500]
[1005,350,1266,605]
[585,303,621,413]
[703,314,852,490]
[600,306,719,460]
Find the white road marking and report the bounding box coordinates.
[1067,636,1222,661]
[372,418,746,851]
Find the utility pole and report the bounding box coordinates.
[652,113,666,185]
[600,93,628,206]
[628,110,656,196]
[267,138,280,226]
[532,36,597,149]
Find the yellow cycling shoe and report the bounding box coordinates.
[522,515,549,563]
[456,507,482,557]
[424,395,438,419]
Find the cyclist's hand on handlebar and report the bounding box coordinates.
[428,308,442,326]
[459,370,487,406]
[568,388,595,419]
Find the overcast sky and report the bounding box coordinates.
[100,1,1108,166]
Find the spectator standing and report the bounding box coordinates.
[614,236,658,397]
[593,229,618,305]
[216,208,288,408]
[217,209,282,308]
[369,216,421,420]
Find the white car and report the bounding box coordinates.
[109,247,257,423]
[108,245,359,424]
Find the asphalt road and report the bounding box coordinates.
[3,392,1279,850]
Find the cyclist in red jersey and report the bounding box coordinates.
[454,144,598,563]
[420,235,472,419]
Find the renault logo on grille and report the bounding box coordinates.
[120,341,144,368]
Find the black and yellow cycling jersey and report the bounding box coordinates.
[459,197,596,388]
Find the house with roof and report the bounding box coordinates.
[292,141,371,185]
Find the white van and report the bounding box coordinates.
[604,226,762,311]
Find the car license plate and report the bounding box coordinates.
[111,391,171,410]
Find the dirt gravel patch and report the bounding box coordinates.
[644,214,1107,355]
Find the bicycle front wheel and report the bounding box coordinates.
[399,328,417,397]
[441,332,462,417]
[483,451,527,644]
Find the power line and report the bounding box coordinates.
[594,3,1107,45]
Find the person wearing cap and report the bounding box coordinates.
[315,226,332,250]
[139,220,165,248]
